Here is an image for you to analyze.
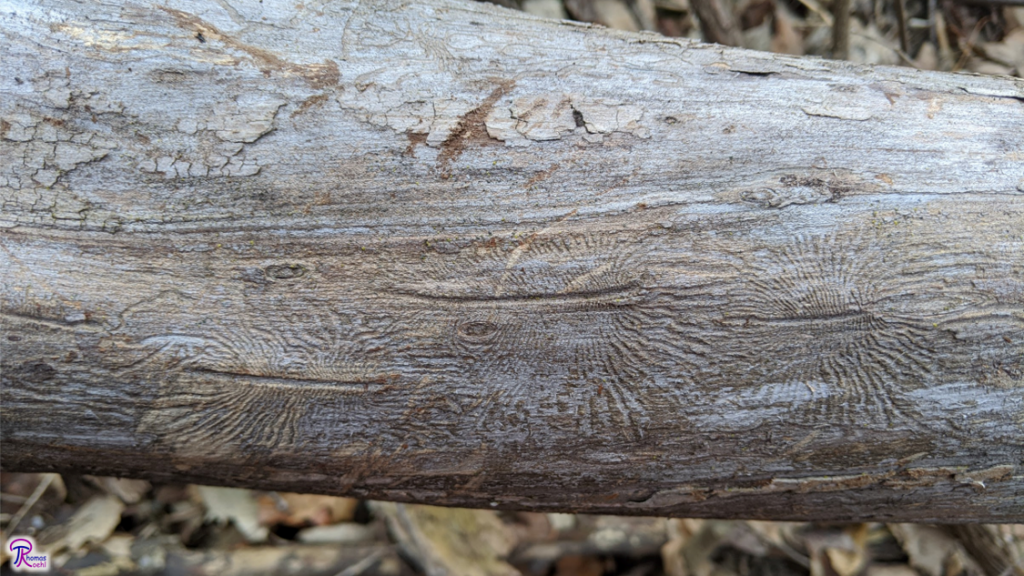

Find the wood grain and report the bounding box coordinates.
[1,0,1022,521]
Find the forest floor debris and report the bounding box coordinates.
[2,473,1021,576]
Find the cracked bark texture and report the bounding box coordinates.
[1,0,1023,522]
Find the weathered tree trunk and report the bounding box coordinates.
[1,0,1022,522]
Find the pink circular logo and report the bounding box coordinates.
[7,537,48,571]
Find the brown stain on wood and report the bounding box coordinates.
[404,132,429,156]
[291,93,330,117]
[157,7,339,88]
[437,80,514,174]
[526,165,558,187]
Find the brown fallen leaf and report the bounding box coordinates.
[661,518,712,576]
[664,520,736,576]
[84,476,151,505]
[193,485,268,543]
[257,492,359,527]
[36,494,125,567]
[828,524,869,576]
[521,0,569,19]
[866,566,921,576]
[555,555,605,576]
[374,502,519,576]
[593,0,642,31]
[915,42,939,71]
[944,525,1024,576]
[888,524,984,576]
[978,28,1024,76]
[770,4,804,55]
[804,524,866,576]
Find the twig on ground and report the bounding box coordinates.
[935,9,955,69]
[333,548,388,576]
[952,16,990,71]
[894,0,912,54]
[851,30,921,66]
[741,524,812,569]
[927,0,938,44]
[832,0,852,58]
[4,474,55,534]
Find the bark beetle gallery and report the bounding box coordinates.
[1,0,1022,521]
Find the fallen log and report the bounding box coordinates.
[1,0,1022,522]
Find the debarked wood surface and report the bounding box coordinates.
[1,0,1022,522]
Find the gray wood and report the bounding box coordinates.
[1,0,1022,522]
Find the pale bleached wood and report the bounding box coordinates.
[1,0,1022,522]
